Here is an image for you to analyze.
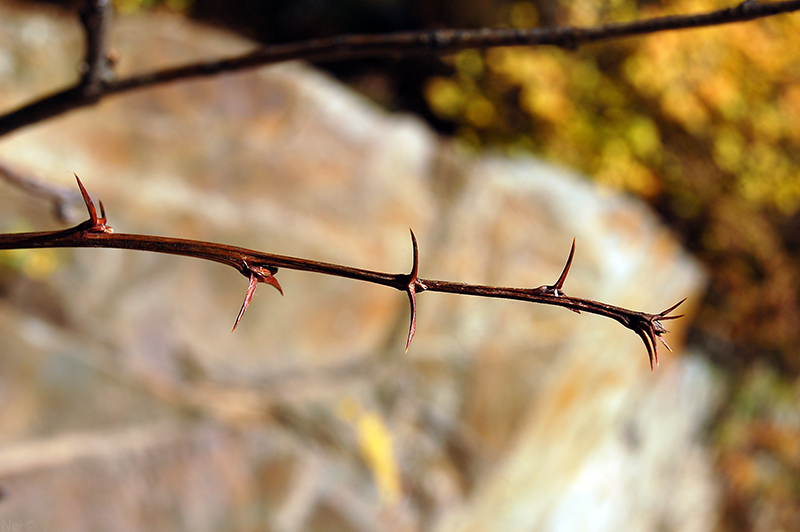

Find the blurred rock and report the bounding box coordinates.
[0,2,714,531]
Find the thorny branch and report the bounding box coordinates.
[0,177,684,370]
[1,0,799,137]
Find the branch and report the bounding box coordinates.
[0,177,684,370]
[78,0,114,97]
[0,162,82,223]
[1,0,799,137]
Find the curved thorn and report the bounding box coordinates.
[248,265,283,295]
[98,199,107,223]
[553,238,576,292]
[75,174,98,223]
[405,285,417,352]
[232,272,259,332]
[409,228,419,280]
[263,272,284,295]
[633,326,655,371]
[405,229,420,352]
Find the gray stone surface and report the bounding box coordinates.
[0,2,716,531]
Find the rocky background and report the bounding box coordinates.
[0,2,718,531]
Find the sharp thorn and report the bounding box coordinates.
[660,297,687,317]
[74,174,98,223]
[658,335,673,353]
[651,330,660,368]
[634,327,655,372]
[405,285,417,352]
[403,229,421,352]
[98,199,107,222]
[263,273,284,295]
[232,272,259,332]
[409,228,419,281]
[553,238,576,291]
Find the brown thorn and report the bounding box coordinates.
[659,297,687,318]
[405,286,417,352]
[650,327,660,368]
[248,264,283,295]
[633,327,655,372]
[405,229,420,352]
[262,272,284,295]
[553,238,576,292]
[74,174,98,223]
[409,228,419,280]
[232,272,259,332]
[658,335,673,353]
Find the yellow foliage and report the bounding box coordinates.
[509,2,539,28]
[0,248,59,280]
[425,77,467,119]
[337,398,402,505]
[113,0,190,14]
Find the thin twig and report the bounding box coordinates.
[1,0,798,137]
[0,177,684,370]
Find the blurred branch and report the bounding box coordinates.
[0,162,82,223]
[1,0,799,137]
[78,0,114,97]
[0,176,685,370]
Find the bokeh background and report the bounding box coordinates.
[0,0,799,530]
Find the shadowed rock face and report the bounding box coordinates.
[0,3,714,532]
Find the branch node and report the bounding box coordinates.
[231,262,282,332]
[74,174,113,233]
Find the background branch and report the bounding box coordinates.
[0,162,82,223]
[1,0,799,137]
[77,0,114,96]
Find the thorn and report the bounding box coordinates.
[74,174,113,233]
[262,272,283,295]
[650,328,660,368]
[405,229,420,351]
[75,174,98,224]
[232,272,259,332]
[539,238,576,297]
[553,238,576,292]
[409,229,419,280]
[658,298,687,320]
[634,327,655,372]
[658,335,673,353]
[406,286,417,352]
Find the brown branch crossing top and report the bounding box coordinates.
[0,177,684,371]
[1,0,800,136]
